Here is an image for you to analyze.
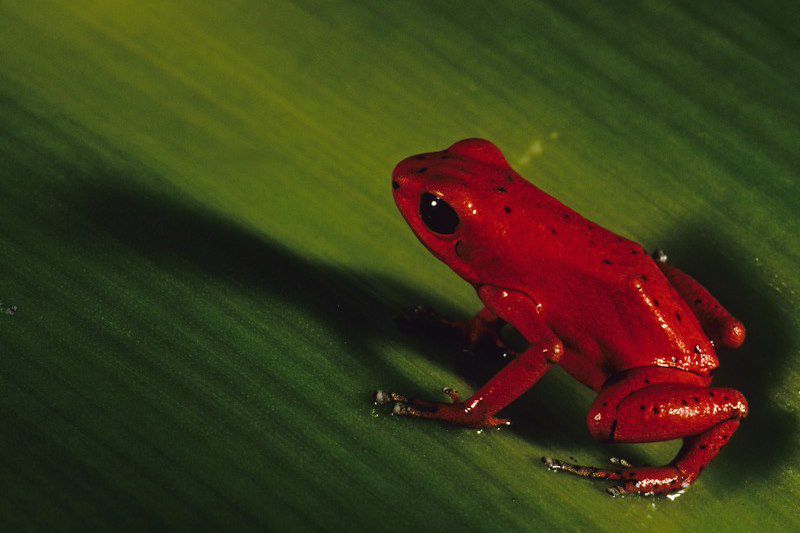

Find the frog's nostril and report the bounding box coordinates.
[392,180,400,190]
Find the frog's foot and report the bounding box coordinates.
[541,457,689,496]
[373,387,511,429]
[398,306,513,359]
[651,248,669,264]
[398,306,467,337]
[652,248,746,349]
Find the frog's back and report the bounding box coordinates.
[508,194,719,377]
[451,162,719,377]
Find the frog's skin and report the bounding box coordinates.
[376,138,748,497]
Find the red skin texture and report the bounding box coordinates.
[384,138,748,496]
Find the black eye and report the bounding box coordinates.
[420,193,459,235]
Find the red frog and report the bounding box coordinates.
[375,138,748,496]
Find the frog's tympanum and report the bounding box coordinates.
[376,139,747,497]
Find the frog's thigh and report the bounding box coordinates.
[587,369,747,443]
[557,349,607,391]
[657,262,745,349]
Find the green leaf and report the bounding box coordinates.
[1,1,798,530]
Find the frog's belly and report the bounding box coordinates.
[596,306,720,376]
[535,267,719,376]
[607,348,719,376]
[548,295,719,377]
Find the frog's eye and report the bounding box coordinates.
[420,193,459,235]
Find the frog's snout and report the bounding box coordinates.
[391,162,406,192]
[395,145,448,177]
[392,157,423,189]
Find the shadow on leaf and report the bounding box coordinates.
[73,183,795,494]
[654,225,797,491]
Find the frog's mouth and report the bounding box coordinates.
[454,239,469,260]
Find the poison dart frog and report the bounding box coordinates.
[375,138,747,496]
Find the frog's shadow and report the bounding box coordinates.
[508,226,798,490]
[645,227,798,490]
[77,185,795,493]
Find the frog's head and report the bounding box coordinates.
[392,138,519,286]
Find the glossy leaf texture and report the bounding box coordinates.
[1,1,798,530]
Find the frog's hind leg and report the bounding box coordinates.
[544,367,748,496]
[399,305,513,358]
[545,420,742,496]
[652,250,746,349]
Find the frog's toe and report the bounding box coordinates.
[392,402,427,418]
[604,467,689,497]
[409,306,458,329]
[372,390,408,405]
[609,457,633,467]
[373,389,390,405]
[651,248,669,263]
[441,386,461,402]
[542,457,691,497]
[392,402,420,417]
[375,389,511,429]
[396,306,468,341]
[373,390,441,418]
[541,457,623,480]
[472,334,515,360]
[606,485,626,497]
[389,397,444,420]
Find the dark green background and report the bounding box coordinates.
[1,1,798,530]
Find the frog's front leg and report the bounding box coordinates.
[377,287,562,429]
[652,250,746,349]
[401,305,513,358]
[374,387,513,428]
